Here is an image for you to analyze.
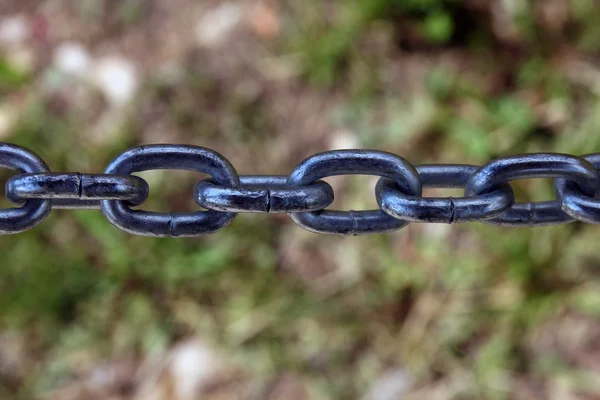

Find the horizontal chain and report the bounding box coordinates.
[2,143,600,236]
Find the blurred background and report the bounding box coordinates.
[1,0,600,399]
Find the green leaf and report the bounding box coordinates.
[423,11,454,44]
[0,58,28,90]
[450,118,491,158]
[491,97,535,133]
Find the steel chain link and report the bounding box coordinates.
[2,143,600,236]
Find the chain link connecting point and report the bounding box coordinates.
[376,165,515,224]
[465,154,600,226]
[555,154,600,224]
[287,150,422,235]
[100,145,239,237]
[2,142,600,236]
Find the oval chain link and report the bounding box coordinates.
[7,173,149,209]
[286,150,422,235]
[101,145,239,237]
[465,154,600,226]
[0,144,52,234]
[195,175,334,213]
[555,153,600,223]
[376,165,515,224]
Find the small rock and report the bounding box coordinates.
[169,340,219,400]
[92,57,138,105]
[195,3,244,47]
[266,374,309,400]
[248,1,281,39]
[363,368,414,400]
[0,332,26,388]
[422,223,451,239]
[88,108,126,145]
[329,129,361,150]
[0,105,16,140]
[54,42,91,77]
[0,15,28,46]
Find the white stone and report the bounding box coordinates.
[53,42,91,77]
[92,57,138,105]
[195,3,244,47]
[363,368,414,400]
[0,15,28,46]
[169,340,219,400]
[329,129,361,150]
[422,223,451,239]
[0,105,15,140]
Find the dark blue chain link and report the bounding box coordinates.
[376,165,515,224]
[2,142,600,236]
[195,175,334,213]
[100,145,239,238]
[286,150,422,235]
[0,143,52,234]
[7,173,149,209]
[555,154,600,224]
[464,154,599,226]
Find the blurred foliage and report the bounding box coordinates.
[2,0,600,399]
[0,58,28,93]
[286,0,463,86]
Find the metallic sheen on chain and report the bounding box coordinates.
[287,150,422,235]
[7,173,149,209]
[0,144,52,234]
[376,165,515,224]
[465,154,599,226]
[555,154,600,224]
[3,142,600,236]
[101,145,239,237]
[195,175,334,213]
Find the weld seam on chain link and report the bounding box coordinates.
[448,197,455,224]
[167,212,174,237]
[265,188,272,213]
[77,173,83,198]
[527,203,533,228]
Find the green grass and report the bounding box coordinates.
[2,1,600,398]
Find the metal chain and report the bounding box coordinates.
[2,142,600,237]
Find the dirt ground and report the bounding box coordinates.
[1,0,600,399]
